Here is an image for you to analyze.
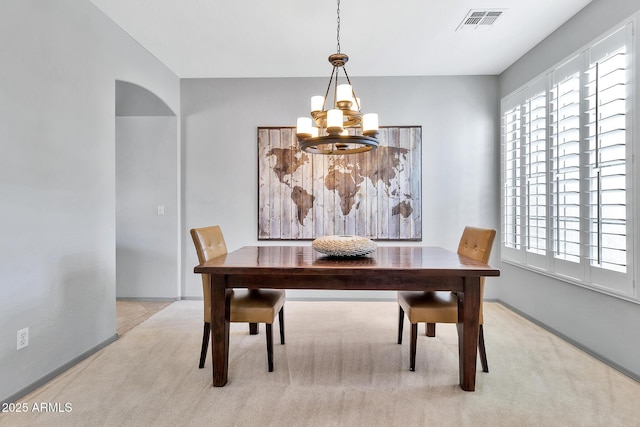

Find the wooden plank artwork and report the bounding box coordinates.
[258,126,422,240]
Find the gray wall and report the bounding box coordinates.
[181,76,500,300]
[497,0,640,379]
[116,116,178,299]
[0,0,180,402]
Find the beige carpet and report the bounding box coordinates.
[1,301,638,427]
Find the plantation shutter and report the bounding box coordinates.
[550,57,582,276]
[502,99,522,253]
[500,20,635,300]
[524,87,548,256]
[585,26,631,292]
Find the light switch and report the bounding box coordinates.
[157,205,165,216]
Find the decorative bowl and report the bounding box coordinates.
[311,235,377,257]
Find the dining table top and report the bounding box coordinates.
[194,245,500,293]
[194,245,500,276]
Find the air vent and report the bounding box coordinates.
[456,9,505,31]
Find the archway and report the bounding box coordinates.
[115,81,179,303]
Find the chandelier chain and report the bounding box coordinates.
[336,0,341,53]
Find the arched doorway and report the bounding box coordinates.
[115,81,179,327]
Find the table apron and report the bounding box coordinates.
[222,273,466,292]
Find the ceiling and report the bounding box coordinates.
[90,0,593,79]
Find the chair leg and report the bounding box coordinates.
[249,323,259,335]
[266,323,274,372]
[478,324,489,373]
[409,322,417,371]
[278,307,285,345]
[398,306,404,344]
[199,322,210,369]
[426,322,436,337]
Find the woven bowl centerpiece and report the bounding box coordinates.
[311,235,377,257]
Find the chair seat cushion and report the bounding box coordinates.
[397,291,459,324]
[229,289,285,324]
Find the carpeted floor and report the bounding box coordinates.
[1,301,638,426]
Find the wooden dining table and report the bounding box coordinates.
[194,245,500,391]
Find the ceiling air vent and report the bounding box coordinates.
[456,9,505,31]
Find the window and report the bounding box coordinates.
[501,23,635,300]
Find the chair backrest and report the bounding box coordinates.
[190,225,228,323]
[457,226,496,264]
[456,226,496,323]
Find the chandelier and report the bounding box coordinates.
[296,0,379,155]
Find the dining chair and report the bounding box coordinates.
[397,226,496,372]
[190,225,285,372]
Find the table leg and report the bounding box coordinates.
[457,276,480,391]
[210,274,231,387]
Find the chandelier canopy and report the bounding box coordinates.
[296,0,379,155]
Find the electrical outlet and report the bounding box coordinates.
[17,327,29,350]
[157,205,165,216]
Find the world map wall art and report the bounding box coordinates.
[258,126,422,240]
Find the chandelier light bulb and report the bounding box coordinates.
[336,84,352,102]
[363,113,379,136]
[326,109,344,135]
[311,96,324,112]
[296,117,313,137]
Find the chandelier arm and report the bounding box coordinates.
[333,70,339,110]
[322,66,338,111]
